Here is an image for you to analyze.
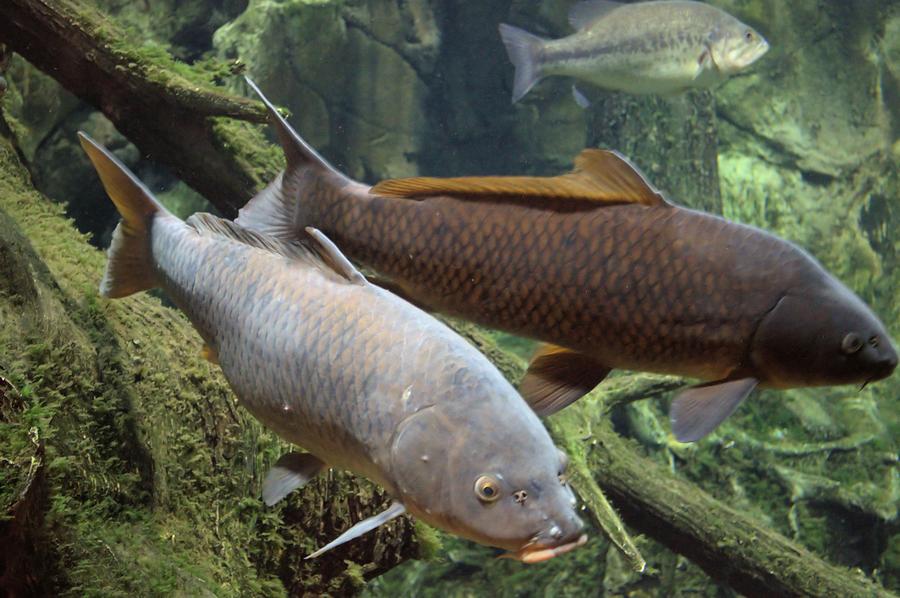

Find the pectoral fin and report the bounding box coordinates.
[262,452,326,506]
[306,501,406,559]
[695,46,713,79]
[371,149,668,207]
[669,378,758,443]
[520,344,611,416]
[572,85,591,109]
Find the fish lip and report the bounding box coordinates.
[505,533,588,564]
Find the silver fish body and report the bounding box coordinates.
[79,133,585,560]
[500,0,769,101]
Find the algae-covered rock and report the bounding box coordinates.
[714,0,896,177]
[214,0,439,179]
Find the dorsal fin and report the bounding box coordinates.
[302,227,366,285]
[371,149,668,207]
[187,214,365,285]
[568,1,623,30]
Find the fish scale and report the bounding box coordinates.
[278,185,786,380]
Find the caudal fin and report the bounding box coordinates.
[498,23,546,103]
[78,132,171,298]
[236,78,345,241]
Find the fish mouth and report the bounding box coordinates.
[504,534,588,564]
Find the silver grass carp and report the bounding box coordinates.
[78,133,586,562]
[499,0,769,102]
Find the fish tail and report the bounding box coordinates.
[78,132,172,298]
[498,23,545,103]
[236,78,346,242]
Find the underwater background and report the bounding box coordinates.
[0,0,898,595]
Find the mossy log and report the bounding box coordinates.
[0,0,277,218]
[0,1,895,597]
[0,118,418,596]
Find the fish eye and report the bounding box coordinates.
[841,332,863,354]
[869,336,880,348]
[474,475,501,502]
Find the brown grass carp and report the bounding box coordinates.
[78,133,586,562]
[499,0,769,102]
[236,81,897,443]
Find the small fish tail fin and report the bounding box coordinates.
[78,132,172,298]
[498,23,545,103]
[237,78,345,241]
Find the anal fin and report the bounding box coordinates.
[520,344,611,416]
[669,378,758,443]
[262,452,326,506]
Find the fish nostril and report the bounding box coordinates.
[550,525,562,539]
[513,490,528,504]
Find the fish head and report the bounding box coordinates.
[707,19,769,74]
[750,281,897,389]
[389,377,585,561]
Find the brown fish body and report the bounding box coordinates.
[238,82,897,442]
[285,174,806,383]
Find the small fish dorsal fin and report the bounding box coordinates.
[371,149,668,208]
[568,0,624,30]
[187,214,365,285]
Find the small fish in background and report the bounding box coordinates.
[499,0,770,102]
[78,133,586,562]
[236,81,897,444]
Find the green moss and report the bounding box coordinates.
[57,0,264,122]
[413,521,443,560]
[210,118,285,191]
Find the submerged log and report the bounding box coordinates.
[0,0,274,218]
[0,1,893,597]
